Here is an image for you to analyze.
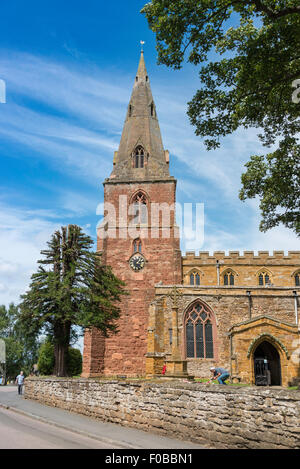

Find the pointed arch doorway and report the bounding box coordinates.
[254,341,281,386]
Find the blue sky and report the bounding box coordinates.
[0,0,299,307]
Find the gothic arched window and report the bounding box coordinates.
[295,272,300,286]
[223,271,235,286]
[132,192,148,225]
[134,146,144,168]
[185,302,214,359]
[258,271,271,286]
[189,271,200,286]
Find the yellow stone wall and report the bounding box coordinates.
[229,317,299,387]
[147,285,300,385]
[182,251,300,287]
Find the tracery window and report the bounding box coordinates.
[185,302,214,359]
[295,273,300,286]
[189,271,200,286]
[223,271,235,286]
[132,192,148,225]
[134,146,144,168]
[258,272,271,286]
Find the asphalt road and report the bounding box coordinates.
[0,407,119,449]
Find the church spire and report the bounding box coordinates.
[109,51,170,181]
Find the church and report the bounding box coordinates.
[82,51,300,387]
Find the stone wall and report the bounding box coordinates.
[25,379,300,449]
[182,250,300,287]
[148,286,300,383]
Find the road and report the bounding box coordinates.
[0,407,118,449]
[0,386,205,449]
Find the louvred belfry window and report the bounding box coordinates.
[134,146,144,168]
[185,302,214,359]
[132,192,148,225]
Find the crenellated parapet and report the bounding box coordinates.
[182,251,300,288]
[182,250,300,264]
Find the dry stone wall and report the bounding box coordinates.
[25,379,300,449]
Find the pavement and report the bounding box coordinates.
[0,385,205,449]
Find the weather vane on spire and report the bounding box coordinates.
[140,40,145,52]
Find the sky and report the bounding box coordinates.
[0,0,299,309]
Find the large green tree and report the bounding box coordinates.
[20,225,127,377]
[142,0,300,235]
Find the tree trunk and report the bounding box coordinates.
[54,321,71,377]
[54,343,68,377]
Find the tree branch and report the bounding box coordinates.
[252,0,300,19]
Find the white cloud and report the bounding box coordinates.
[0,203,59,306]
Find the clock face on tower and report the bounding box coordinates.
[129,254,145,271]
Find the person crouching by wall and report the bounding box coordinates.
[207,366,230,385]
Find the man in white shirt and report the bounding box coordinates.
[15,371,25,395]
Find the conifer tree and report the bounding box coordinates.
[20,225,127,377]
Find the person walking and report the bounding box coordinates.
[15,371,25,395]
[208,366,230,385]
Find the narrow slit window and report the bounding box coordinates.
[133,238,142,254]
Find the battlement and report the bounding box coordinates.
[182,251,300,263]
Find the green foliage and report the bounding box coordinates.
[37,342,82,377]
[66,348,82,376]
[0,303,40,380]
[142,1,300,235]
[37,341,55,375]
[19,225,127,376]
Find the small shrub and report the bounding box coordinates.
[37,341,55,375]
[66,348,82,376]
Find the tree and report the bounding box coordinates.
[142,1,300,235]
[0,303,40,380]
[19,225,127,377]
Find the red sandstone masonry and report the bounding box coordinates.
[82,180,182,377]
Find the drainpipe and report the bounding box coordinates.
[229,332,233,383]
[246,291,252,319]
[293,291,298,326]
[216,260,220,286]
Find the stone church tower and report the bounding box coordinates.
[82,51,182,377]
